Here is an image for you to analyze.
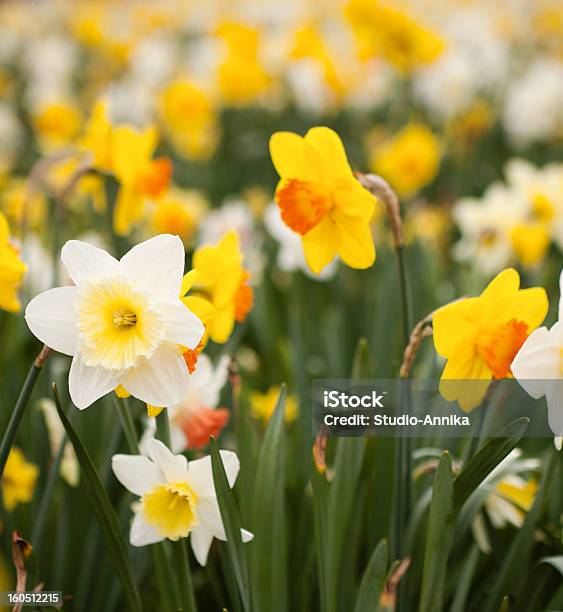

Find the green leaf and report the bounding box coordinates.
[311,463,330,612]
[419,452,454,612]
[209,436,251,611]
[351,337,374,380]
[51,384,142,612]
[483,448,558,612]
[453,417,529,513]
[354,539,388,612]
[251,385,287,612]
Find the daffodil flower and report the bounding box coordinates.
[0,212,27,312]
[2,447,38,511]
[25,234,204,410]
[511,268,563,448]
[111,438,253,564]
[433,268,548,411]
[112,125,172,236]
[269,126,376,275]
[184,231,253,344]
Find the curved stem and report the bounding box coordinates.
[0,345,51,479]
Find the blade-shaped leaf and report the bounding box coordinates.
[453,417,529,513]
[251,385,287,612]
[354,539,388,612]
[51,384,142,612]
[210,436,251,611]
[419,452,454,612]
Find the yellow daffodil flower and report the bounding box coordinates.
[111,126,172,235]
[216,22,271,105]
[433,268,548,411]
[31,100,82,152]
[344,0,444,72]
[80,100,114,173]
[183,231,253,344]
[159,80,219,160]
[1,178,46,232]
[1,447,38,511]
[250,385,298,425]
[370,122,441,198]
[0,212,26,312]
[150,188,208,245]
[270,126,376,275]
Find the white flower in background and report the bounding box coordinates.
[472,449,539,553]
[198,199,264,279]
[505,159,563,249]
[112,438,253,564]
[103,77,154,127]
[263,203,337,280]
[414,51,475,120]
[37,398,79,487]
[503,58,563,147]
[511,268,563,449]
[25,234,204,410]
[129,35,178,89]
[23,35,78,88]
[452,184,519,275]
[141,355,231,452]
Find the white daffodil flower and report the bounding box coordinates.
[511,268,563,449]
[111,438,253,565]
[25,234,204,410]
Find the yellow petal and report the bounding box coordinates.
[114,385,131,398]
[181,269,200,296]
[182,295,216,324]
[480,268,520,302]
[207,304,236,344]
[114,186,143,236]
[304,127,353,179]
[432,298,478,357]
[333,212,375,269]
[302,215,339,274]
[269,131,323,182]
[112,125,158,185]
[147,404,164,417]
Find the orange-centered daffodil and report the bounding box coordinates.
[269,127,376,275]
[433,268,548,411]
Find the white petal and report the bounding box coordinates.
[123,345,189,407]
[68,353,122,409]
[241,529,254,543]
[160,299,204,349]
[25,286,78,356]
[111,454,163,496]
[190,525,214,566]
[188,451,239,497]
[61,240,121,284]
[120,234,184,298]
[511,327,559,398]
[545,381,563,439]
[130,511,163,547]
[559,269,563,321]
[147,438,188,483]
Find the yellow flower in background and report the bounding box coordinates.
[46,156,106,213]
[433,268,548,411]
[0,179,46,232]
[290,25,346,98]
[111,126,172,235]
[344,0,444,71]
[150,188,208,245]
[159,80,219,160]
[370,123,441,198]
[184,231,253,344]
[216,22,271,105]
[31,100,82,151]
[1,447,38,511]
[250,385,298,425]
[0,212,26,312]
[510,223,551,267]
[80,100,114,173]
[270,126,376,274]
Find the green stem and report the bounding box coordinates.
[155,409,172,448]
[113,396,139,454]
[174,539,198,612]
[0,345,50,478]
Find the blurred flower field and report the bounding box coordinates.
[0,0,562,610]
